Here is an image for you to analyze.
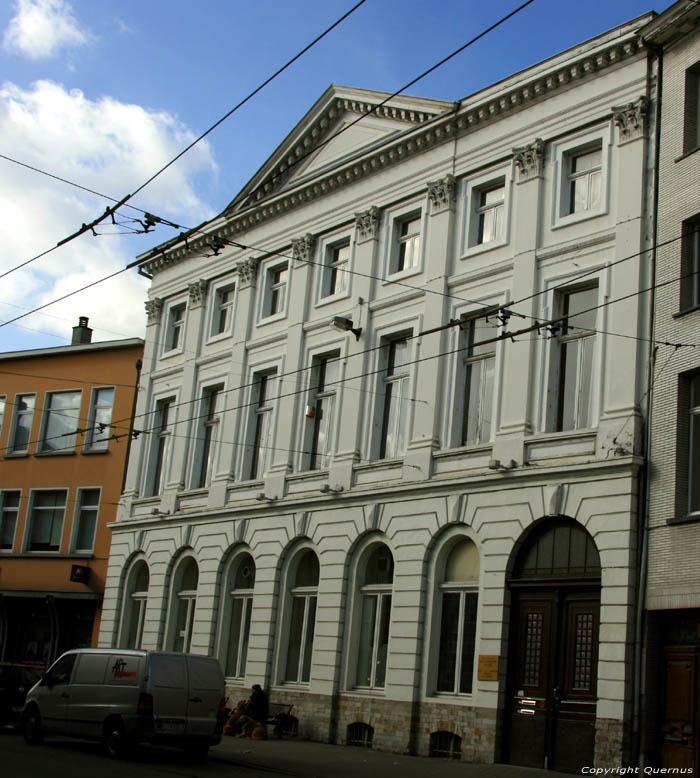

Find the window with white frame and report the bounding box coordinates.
[283,549,319,684]
[222,553,255,678]
[85,386,115,451]
[163,302,186,353]
[567,147,602,215]
[355,544,393,689]
[376,336,411,459]
[553,131,609,226]
[548,285,598,432]
[9,393,35,454]
[72,487,100,552]
[168,557,198,653]
[0,490,20,551]
[459,317,499,446]
[434,538,479,695]
[304,353,339,470]
[322,241,350,298]
[391,213,421,275]
[262,262,288,319]
[121,561,149,649]
[40,390,81,452]
[192,384,223,488]
[26,489,67,552]
[474,182,505,245]
[210,283,235,337]
[145,397,174,496]
[247,371,277,480]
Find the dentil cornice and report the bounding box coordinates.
[142,36,645,277]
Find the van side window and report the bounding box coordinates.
[42,654,76,686]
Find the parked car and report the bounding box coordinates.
[22,649,226,759]
[0,663,43,725]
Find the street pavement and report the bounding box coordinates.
[209,734,572,778]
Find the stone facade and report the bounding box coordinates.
[100,16,656,770]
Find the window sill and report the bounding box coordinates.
[462,238,508,259]
[81,448,109,456]
[551,208,606,231]
[673,303,700,319]
[160,348,184,360]
[205,331,233,345]
[315,290,351,308]
[383,266,422,284]
[257,311,287,326]
[667,512,700,526]
[3,451,29,459]
[33,450,75,457]
[674,146,700,164]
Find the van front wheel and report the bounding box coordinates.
[103,720,129,759]
[23,709,43,745]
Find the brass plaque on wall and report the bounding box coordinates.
[478,654,499,681]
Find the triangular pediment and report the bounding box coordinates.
[225,85,453,215]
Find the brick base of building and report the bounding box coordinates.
[595,718,629,767]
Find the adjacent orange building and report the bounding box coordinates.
[0,318,142,667]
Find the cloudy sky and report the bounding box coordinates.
[0,0,673,353]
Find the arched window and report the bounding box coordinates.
[355,543,393,689]
[222,552,255,679]
[435,538,479,695]
[168,557,198,652]
[284,549,319,683]
[121,560,149,649]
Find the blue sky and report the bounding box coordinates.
[0,0,673,353]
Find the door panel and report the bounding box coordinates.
[507,588,599,773]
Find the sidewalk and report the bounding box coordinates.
[209,735,572,778]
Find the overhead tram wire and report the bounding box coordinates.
[0,0,368,284]
[0,0,540,334]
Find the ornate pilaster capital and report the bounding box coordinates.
[235,257,258,289]
[427,174,456,215]
[144,297,163,326]
[513,138,545,182]
[187,279,209,307]
[355,206,381,243]
[612,96,648,145]
[291,233,316,268]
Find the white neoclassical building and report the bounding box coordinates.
[99,14,656,770]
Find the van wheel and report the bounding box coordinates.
[103,720,129,759]
[23,708,43,745]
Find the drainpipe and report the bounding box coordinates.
[632,37,662,766]
[122,358,143,495]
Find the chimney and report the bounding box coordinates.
[72,316,93,345]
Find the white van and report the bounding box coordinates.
[22,649,226,759]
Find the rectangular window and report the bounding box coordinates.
[263,263,288,318]
[73,488,100,552]
[323,243,349,298]
[356,592,392,688]
[27,490,67,552]
[85,387,115,450]
[550,286,598,432]
[0,395,5,439]
[164,303,186,352]
[146,398,173,496]
[249,372,277,480]
[461,318,498,445]
[436,590,478,694]
[378,337,411,459]
[9,393,35,454]
[568,147,602,215]
[684,65,700,153]
[0,490,20,551]
[40,390,81,452]
[306,354,339,470]
[211,284,235,337]
[688,374,700,514]
[193,385,223,488]
[393,214,421,274]
[681,217,700,311]
[476,184,505,245]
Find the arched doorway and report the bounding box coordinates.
[504,518,601,773]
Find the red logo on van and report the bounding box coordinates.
[111,658,136,678]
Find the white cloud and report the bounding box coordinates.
[0,79,217,347]
[3,0,90,60]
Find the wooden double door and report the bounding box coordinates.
[505,587,600,773]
